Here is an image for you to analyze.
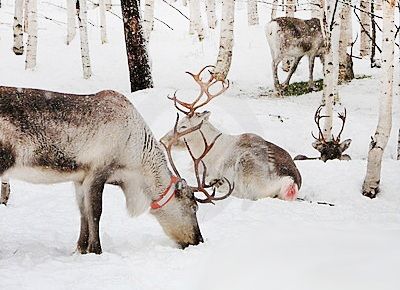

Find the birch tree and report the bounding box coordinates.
[25,0,38,70]
[188,0,205,40]
[247,0,259,26]
[120,0,153,91]
[311,0,323,19]
[321,1,342,138]
[77,0,92,79]
[143,0,154,41]
[66,0,77,45]
[362,0,397,198]
[105,0,112,10]
[214,0,235,81]
[99,0,108,43]
[359,0,371,57]
[13,0,24,55]
[271,0,278,19]
[205,0,217,29]
[338,4,354,82]
[286,0,295,17]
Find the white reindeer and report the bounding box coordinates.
[0,86,231,254]
[265,17,325,93]
[161,67,302,201]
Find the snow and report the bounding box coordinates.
[1,1,400,289]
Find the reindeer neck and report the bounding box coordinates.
[188,122,233,162]
[140,127,173,200]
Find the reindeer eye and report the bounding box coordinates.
[181,126,187,129]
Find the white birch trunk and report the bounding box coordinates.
[271,0,278,19]
[105,0,112,11]
[13,0,24,55]
[143,0,154,41]
[205,0,217,29]
[66,0,77,45]
[77,0,92,79]
[360,0,371,57]
[188,0,205,41]
[362,0,396,197]
[341,2,352,45]
[321,1,342,137]
[247,0,259,26]
[23,0,28,32]
[286,0,295,17]
[338,5,349,81]
[99,0,108,43]
[25,0,37,70]
[311,0,323,19]
[214,0,235,81]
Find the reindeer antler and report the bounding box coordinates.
[184,131,234,204]
[169,65,230,117]
[161,113,234,204]
[334,108,347,143]
[311,105,328,142]
[311,105,348,144]
[160,113,203,178]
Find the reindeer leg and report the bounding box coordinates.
[0,178,10,205]
[281,56,301,89]
[308,55,316,91]
[83,172,107,255]
[75,181,89,254]
[272,58,281,92]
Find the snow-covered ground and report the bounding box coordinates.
[1,1,400,289]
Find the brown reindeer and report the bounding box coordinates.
[294,106,352,162]
[0,85,231,253]
[161,66,302,201]
[265,17,326,93]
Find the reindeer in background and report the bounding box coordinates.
[294,106,352,162]
[265,17,326,93]
[0,85,231,254]
[161,66,302,201]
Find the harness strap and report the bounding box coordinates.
[150,176,180,210]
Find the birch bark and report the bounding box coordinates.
[188,0,205,40]
[99,0,108,43]
[214,0,235,81]
[143,0,154,41]
[77,0,92,79]
[25,0,37,70]
[247,0,259,25]
[13,0,24,55]
[66,0,77,45]
[285,0,295,17]
[362,0,396,198]
[205,0,217,29]
[321,1,342,138]
[360,0,371,57]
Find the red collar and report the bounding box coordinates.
[150,176,180,210]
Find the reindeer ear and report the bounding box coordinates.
[340,139,352,152]
[312,140,324,153]
[198,111,211,120]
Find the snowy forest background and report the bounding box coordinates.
[0,0,400,289]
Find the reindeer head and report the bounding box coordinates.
[156,114,233,248]
[160,65,228,148]
[311,106,352,162]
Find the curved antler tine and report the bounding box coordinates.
[211,178,234,201]
[335,108,347,142]
[168,91,191,115]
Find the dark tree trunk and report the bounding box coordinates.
[120,0,153,92]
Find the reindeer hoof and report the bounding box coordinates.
[75,244,88,255]
[87,242,102,255]
[362,188,379,199]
